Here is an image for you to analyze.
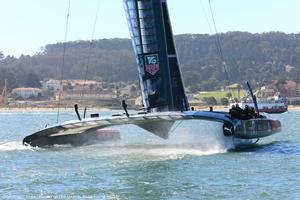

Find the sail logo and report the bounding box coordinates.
[145,54,160,75]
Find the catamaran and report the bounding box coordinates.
[23,0,281,148]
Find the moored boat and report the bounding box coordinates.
[235,97,288,114]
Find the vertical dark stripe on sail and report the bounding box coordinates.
[161,1,189,111]
[124,0,189,112]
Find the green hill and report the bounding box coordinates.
[1,32,300,91]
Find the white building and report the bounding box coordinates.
[41,79,61,91]
[57,90,117,101]
[120,84,138,97]
[41,79,101,92]
[12,88,42,99]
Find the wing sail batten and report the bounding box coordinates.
[124,0,188,112]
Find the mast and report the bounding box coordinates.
[123,0,189,112]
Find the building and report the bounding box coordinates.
[260,80,297,98]
[41,79,100,92]
[285,64,295,73]
[41,79,61,92]
[135,96,143,106]
[260,86,276,98]
[69,80,99,91]
[57,90,117,101]
[119,84,139,97]
[11,88,42,99]
[284,80,297,97]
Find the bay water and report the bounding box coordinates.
[0,110,299,199]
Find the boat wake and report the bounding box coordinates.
[131,144,228,158]
[64,143,229,163]
[0,141,36,151]
[73,122,235,160]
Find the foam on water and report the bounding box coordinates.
[0,141,36,151]
[78,124,234,162]
[139,145,228,159]
[76,144,226,163]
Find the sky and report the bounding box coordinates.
[0,0,300,57]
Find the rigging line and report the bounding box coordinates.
[207,0,230,82]
[80,0,101,111]
[207,0,224,61]
[201,0,223,63]
[56,0,71,123]
[199,0,214,37]
[200,0,222,60]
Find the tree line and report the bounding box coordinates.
[1,32,300,92]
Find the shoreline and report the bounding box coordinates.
[0,107,112,112]
[195,105,300,111]
[0,105,299,111]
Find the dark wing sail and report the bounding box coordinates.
[124,0,189,112]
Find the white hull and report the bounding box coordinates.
[232,102,288,114]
